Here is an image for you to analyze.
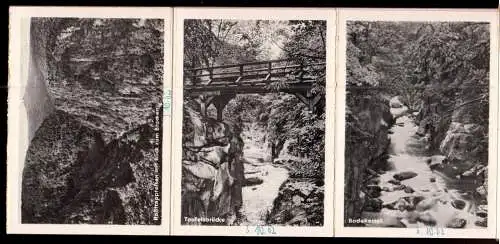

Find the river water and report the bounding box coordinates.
[361,105,486,228]
[238,123,289,225]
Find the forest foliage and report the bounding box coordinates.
[183,20,326,175]
[347,21,489,110]
[347,21,490,159]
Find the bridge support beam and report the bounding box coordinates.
[294,92,322,113]
[212,95,235,121]
[195,96,215,118]
[195,94,235,121]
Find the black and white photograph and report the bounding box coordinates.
[18,17,164,225]
[343,20,494,230]
[179,18,327,227]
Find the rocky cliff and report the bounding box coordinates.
[416,84,489,202]
[266,175,324,226]
[344,93,393,224]
[22,110,162,224]
[21,18,163,224]
[181,107,245,225]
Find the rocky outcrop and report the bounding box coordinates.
[266,143,325,226]
[440,122,487,162]
[181,108,245,225]
[266,178,324,226]
[416,85,489,204]
[22,110,162,224]
[21,19,164,224]
[344,94,393,224]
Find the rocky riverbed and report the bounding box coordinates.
[238,122,324,226]
[360,105,488,228]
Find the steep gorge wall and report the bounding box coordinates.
[22,111,161,224]
[416,86,489,200]
[25,20,54,142]
[21,19,164,224]
[181,108,245,225]
[344,94,393,223]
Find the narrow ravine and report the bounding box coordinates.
[361,104,486,228]
[239,123,289,225]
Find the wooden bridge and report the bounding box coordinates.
[184,59,325,120]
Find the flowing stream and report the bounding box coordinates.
[361,105,486,228]
[239,123,289,225]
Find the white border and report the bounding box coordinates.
[334,8,499,239]
[7,6,173,235]
[497,7,500,240]
[171,7,336,237]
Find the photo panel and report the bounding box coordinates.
[7,6,173,235]
[334,8,499,238]
[171,7,335,237]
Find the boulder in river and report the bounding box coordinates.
[404,187,415,194]
[403,195,425,207]
[365,185,382,198]
[393,185,406,191]
[243,177,264,187]
[451,199,466,210]
[477,204,488,212]
[476,185,487,198]
[430,177,436,183]
[429,156,446,170]
[393,171,418,181]
[417,212,437,226]
[476,211,487,218]
[366,177,380,185]
[446,218,467,228]
[382,202,396,210]
[475,218,488,227]
[416,198,438,212]
[388,179,401,185]
[394,198,413,211]
[363,198,383,212]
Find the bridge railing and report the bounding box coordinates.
[184,59,325,86]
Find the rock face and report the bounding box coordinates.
[440,122,487,162]
[393,171,418,181]
[416,83,489,215]
[267,154,324,226]
[181,108,245,225]
[390,96,403,108]
[22,110,162,224]
[344,95,393,223]
[266,178,324,226]
[21,19,164,224]
[446,218,467,228]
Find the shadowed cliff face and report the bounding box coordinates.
[24,19,55,142]
[344,94,393,222]
[21,18,163,225]
[415,85,489,201]
[22,110,161,224]
[181,108,245,225]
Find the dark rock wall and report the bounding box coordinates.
[266,177,324,226]
[22,110,161,224]
[416,84,489,201]
[344,93,392,223]
[181,108,245,225]
[25,19,55,141]
[21,18,163,225]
